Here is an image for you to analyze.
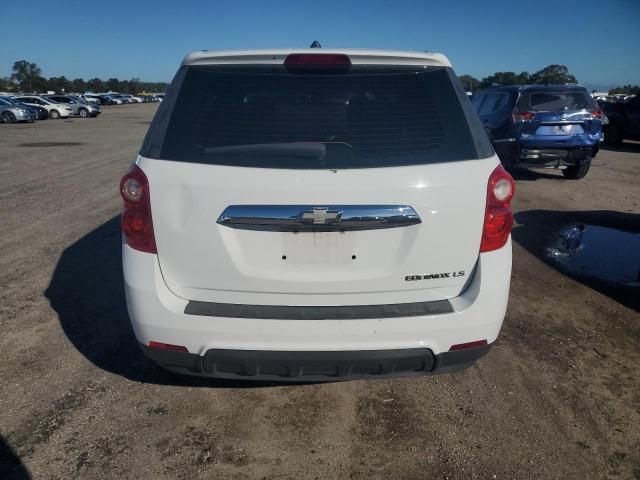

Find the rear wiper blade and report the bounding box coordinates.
[203,142,328,160]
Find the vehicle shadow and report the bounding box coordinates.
[0,436,30,480]
[512,209,640,312]
[44,216,290,388]
[600,141,640,154]
[510,168,565,181]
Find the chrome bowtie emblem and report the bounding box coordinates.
[300,207,342,225]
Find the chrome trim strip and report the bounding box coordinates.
[492,138,517,143]
[217,205,421,231]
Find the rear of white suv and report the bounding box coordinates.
[122,49,514,381]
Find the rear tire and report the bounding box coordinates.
[78,108,89,118]
[2,111,16,123]
[604,121,624,146]
[562,161,591,180]
[49,109,61,119]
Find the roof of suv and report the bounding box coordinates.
[183,49,452,67]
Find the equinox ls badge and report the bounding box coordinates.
[405,271,465,281]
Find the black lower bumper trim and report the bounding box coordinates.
[184,299,453,320]
[140,343,493,382]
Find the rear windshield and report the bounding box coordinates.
[519,90,594,112]
[141,65,492,169]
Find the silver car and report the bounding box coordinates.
[0,97,35,123]
[44,95,101,118]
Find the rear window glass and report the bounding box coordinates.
[141,65,492,169]
[520,91,594,112]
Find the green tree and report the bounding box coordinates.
[71,78,87,93]
[529,64,577,85]
[86,78,105,93]
[106,77,120,92]
[119,79,130,93]
[31,76,49,93]
[609,84,640,95]
[458,74,480,92]
[48,76,72,93]
[479,71,529,88]
[11,60,43,92]
[0,77,15,92]
[129,77,141,94]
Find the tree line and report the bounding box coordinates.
[2,59,636,96]
[459,64,639,95]
[458,64,578,92]
[609,85,640,95]
[0,60,168,94]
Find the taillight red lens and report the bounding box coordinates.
[449,340,488,352]
[284,53,351,73]
[480,164,515,253]
[513,110,535,122]
[148,341,188,353]
[120,165,157,253]
[590,108,603,119]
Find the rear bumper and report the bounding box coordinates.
[518,147,597,167]
[492,136,600,167]
[140,342,493,381]
[123,238,511,380]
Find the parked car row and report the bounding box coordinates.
[0,94,101,122]
[594,94,636,104]
[1,92,164,124]
[0,96,48,122]
[84,93,163,105]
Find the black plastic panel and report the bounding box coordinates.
[184,299,454,320]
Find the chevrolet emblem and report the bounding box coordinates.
[300,207,342,225]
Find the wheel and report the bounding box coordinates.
[2,111,16,123]
[562,161,591,179]
[604,121,624,146]
[78,108,89,118]
[49,109,61,119]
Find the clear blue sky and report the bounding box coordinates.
[2,0,639,89]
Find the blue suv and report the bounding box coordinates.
[472,85,603,179]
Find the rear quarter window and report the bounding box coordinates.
[477,92,510,115]
[142,65,492,169]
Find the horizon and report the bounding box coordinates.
[2,0,639,90]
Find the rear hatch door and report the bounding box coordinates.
[517,89,602,139]
[138,59,496,306]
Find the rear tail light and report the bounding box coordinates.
[120,165,157,253]
[480,164,515,253]
[449,340,488,351]
[590,107,603,119]
[148,341,188,353]
[512,109,535,122]
[284,53,351,73]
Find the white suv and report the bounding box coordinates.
[121,49,514,381]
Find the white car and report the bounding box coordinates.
[13,95,73,119]
[121,48,515,381]
[78,94,101,105]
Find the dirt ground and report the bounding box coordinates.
[1,104,639,480]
